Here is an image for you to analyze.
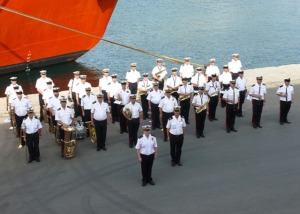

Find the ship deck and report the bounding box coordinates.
[0,85,300,214]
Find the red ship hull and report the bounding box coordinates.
[0,0,118,74]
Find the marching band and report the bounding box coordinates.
[3,54,297,185]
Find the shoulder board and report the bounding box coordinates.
[262,83,266,86]
[92,101,96,104]
[194,92,198,96]
[57,108,61,111]
[139,135,143,139]
[150,89,153,92]
[168,117,172,120]
[127,91,130,93]
[290,84,293,86]
[279,85,283,88]
[23,96,27,99]
[49,96,52,99]
[67,106,70,108]
[82,95,86,98]
[188,83,192,85]
[179,84,183,87]
[108,83,111,85]
[43,89,47,91]
[24,117,27,121]
[252,84,255,87]
[235,87,238,89]
[35,116,38,119]
[168,75,171,78]
[161,96,165,99]
[151,134,155,137]
[76,83,80,85]
[13,98,16,100]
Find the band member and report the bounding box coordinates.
[248,76,267,128]
[81,87,97,137]
[236,70,247,117]
[126,63,141,95]
[219,65,232,108]
[152,58,167,90]
[55,98,75,157]
[136,125,158,186]
[99,68,112,102]
[91,94,110,151]
[276,78,294,125]
[5,77,23,112]
[205,58,220,82]
[22,108,42,163]
[166,106,186,167]
[47,87,62,129]
[147,82,164,130]
[223,80,240,133]
[138,73,153,119]
[35,70,54,121]
[11,90,32,146]
[107,74,121,123]
[192,87,209,138]
[228,54,242,80]
[68,71,81,117]
[205,74,220,121]
[75,75,92,117]
[123,94,143,148]
[191,67,206,91]
[115,80,131,134]
[42,81,54,107]
[166,67,182,101]
[179,57,194,82]
[177,78,193,124]
[159,88,178,141]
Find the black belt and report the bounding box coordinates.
[26,132,38,135]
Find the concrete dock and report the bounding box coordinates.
[0,85,299,214]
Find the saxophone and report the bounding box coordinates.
[85,121,97,143]
[195,99,210,113]
[179,95,189,101]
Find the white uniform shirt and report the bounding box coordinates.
[179,64,194,78]
[107,81,122,98]
[123,102,142,119]
[205,81,220,97]
[11,96,32,116]
[219,72,232,85]
[47,95,62,114]
[177,84,194,98]
[236,77,247,91]
[114,88,131,105]
[5,84,23,96]
[228,60,242,74]
[81,94,97,110]
[138,80,153,92]
[152,66,167,79]
[126,70,141,83]
[166,115,186,135]
[249,83,267,100]
[35,77,54,93]
[22,116,42,134]
[68,78,81,92]
[192,93,209,110]
[99,76,112,91]
[206,65,220,77]
[191,73,206,87]
[135,134,157,155]
[276,85,294,101]
[166,75,183,89]
[42,88,54,102]
[147,89,164,104]
[75,82,92,99]
[223,87,240,104]
[55,106,74,125]
[91,101,110,121]
[159,96,178,113]
[8,92,18,104]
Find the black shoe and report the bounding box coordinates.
[231,128,237,132]
[112,120,115,124]
[227,129,231,133]
[186,121,190,124]
[164,138,167,142]
[213,118,218,121]
[285,121,291,124]
[176,162,182,166]
[197,135,200,138]
[102,147,107,151]
[171,162,175,167]
[120,131,124,134]
[257,125,262,128]
[35,158,40,162]
[209,118,213,121]
[240,114,244,117]
[280,122,284,125]
[200,134,205,138]
[28,159,33,163]
[97,148,101,151]
[148,180,155,185]
[253,125,257,129]
[152,127,155,130]
[61,154,64,157]
[129,144,133,148]
[142,181,147,187]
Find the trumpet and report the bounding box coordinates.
[209,91,218,97]
[179,95,189,101]
[85,121,97,143]
[154,68,166,79]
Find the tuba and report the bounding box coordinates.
[85,121,97,143]
[124,107,132,119]
[179,95,189,102]
[61,126,76,159]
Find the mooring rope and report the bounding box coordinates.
[0,6,203,68]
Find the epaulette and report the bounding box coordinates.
[279,85,283,88]
[76,83,80,85]
[57,108,61,111]
[188,82,192,85]
[67,106,70,108]
[290,84,293,86]
[82,95,86,98]
[108,83,111,85]
[161,96,165,99]
[151,134,155,137]
[139,135,143,139]
[23,96,27,99]
[49,96,52,99]
[13,98,16,100]
[168,117,172,120]
[252,84,255,87]
[43,89,47,91]
[150,89,153,92]
[34,116,38,119]
[194,92,198,96]
[92,101,96,104]
[168,75,172,78]
[179,84,183,87]
[262,83,266,85]
[235,87,238,89]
